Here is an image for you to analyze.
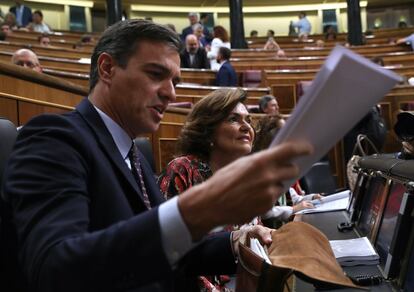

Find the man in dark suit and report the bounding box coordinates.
[215,47,238,86]
[9,0,32,27]
[2,20,311,291]
[180,34,210,69]
[181,12,210,42]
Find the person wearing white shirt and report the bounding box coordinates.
[27,10,51,34]
[207,25,231,71]
[291,12,312,39]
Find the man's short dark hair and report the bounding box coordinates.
[259,95,275,112]
[89,19,182,92]
[218,46,231,61]
[33,10,43,18]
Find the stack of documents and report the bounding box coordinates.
[329,237,380,266]
[296,190,351,214]
[269,46,402,191]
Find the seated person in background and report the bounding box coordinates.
[250,29,258,38]
[159,87,272,290]
[27,10,51,33]
[193,23,209,48]
[394,111,414,160]
[80,34,94,44]
[371,56,384,66]
[276,49,287,58]
[343,105,386,163]
[73,34,95,49]
[259,94,280,116]
[11,48,42,73]
[3,20,310,291]
[267,29,275,38]
[180,34,210,69]
[315,39,325,48]
[324,25,337,41]
[398,21,408,28]
[1,23,12,36]
[264,37,280,50]
[4,12,18,30]
[215,46,237,86]
[396,33,414,51]
[38,33,50,47]
[253,116,322,222]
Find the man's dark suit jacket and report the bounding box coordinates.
[180,49,210,69]
[215,61,238,86]
[9,5,32,27]
[2,98,235,292]
[180,24,210,42]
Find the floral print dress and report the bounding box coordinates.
[158,155,235,292]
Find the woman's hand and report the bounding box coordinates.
[293,200,314,213]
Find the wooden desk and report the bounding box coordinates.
[294,211,394,291]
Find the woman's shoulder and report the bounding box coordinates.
[169,155,198,165]
[165,155,204,172]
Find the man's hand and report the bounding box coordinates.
[178,141,313,240]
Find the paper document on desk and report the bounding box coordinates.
[296,190,351,214]
[269,46,402,191]
[329,237,380,266]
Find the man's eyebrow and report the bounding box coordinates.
[144,63,169,72]
[144,63,181,84]
[230,112,251,118]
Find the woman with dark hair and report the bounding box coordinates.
[159,88,253,200]
[207,25,231,70]
[158,88,266,291]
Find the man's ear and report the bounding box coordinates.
[97,53,115,86]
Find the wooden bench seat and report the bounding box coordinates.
[0,40,92,59]
[0,50,90,72]
[232,44,411,59]
[0,61,87,107]
[175,84,270,98]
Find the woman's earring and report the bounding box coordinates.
[210,141,214,147]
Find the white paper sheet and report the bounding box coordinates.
[296,190,351,214]
[329,237,380,266]
[269,46,402,191]
[250,238,272,264]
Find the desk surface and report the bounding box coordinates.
[294,211,395,292]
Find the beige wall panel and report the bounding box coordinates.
[130,11,189,32]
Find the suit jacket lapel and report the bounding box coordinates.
[76,98,147,213]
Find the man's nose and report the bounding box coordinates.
[159,80,176,102]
